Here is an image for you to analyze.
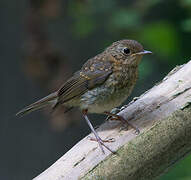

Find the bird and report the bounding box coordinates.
[16,39,152,154]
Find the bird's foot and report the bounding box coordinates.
[88,136,116,154]
[106,108,121,121]
[88,136,115,143]
[106,105,128,121]
[104,111,140,135]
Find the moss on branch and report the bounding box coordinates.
[82,106,191,180]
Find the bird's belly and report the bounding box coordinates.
[79,85,132,114]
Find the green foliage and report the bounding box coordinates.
[139,59,153,79]
[68,1,96,37]
[109,9,141,30]
[160,154,191,180]
[181,18,191,32]
[72,16,96,38]
[140,22,180,60]
[181,0,191,7]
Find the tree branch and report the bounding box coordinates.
[33,60,191,180]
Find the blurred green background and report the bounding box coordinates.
[1,0,191,179]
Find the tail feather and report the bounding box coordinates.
[16,92,58,117]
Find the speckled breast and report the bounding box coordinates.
[79,65,138,114]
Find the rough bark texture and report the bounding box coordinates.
[33,60,191,180]
[83,107,191,180]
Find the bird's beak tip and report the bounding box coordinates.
[133,50,152,56]
[142,50,152,54]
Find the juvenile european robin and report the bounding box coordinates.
[16,39,152,154]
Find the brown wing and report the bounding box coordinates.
[53,57,112,109]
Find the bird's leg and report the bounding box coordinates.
[104,111,140,134]
[82,109,115,154]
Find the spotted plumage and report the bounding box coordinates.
[16,39,152,154]
[17,39,151,116]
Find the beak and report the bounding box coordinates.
[135,50,152,55]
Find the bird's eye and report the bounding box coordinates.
[123,48,130,55]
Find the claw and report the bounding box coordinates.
[88,136,116,154]
[106,108,121,121]
[104,111,140,135]
[88,136,115,143]
[106,106,129,121]
[83,109,115,154]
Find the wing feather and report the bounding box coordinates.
[53,56,113,110]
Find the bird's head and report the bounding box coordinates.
[105,39,152,65]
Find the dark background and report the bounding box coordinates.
[1,0,191,179]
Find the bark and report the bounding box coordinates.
[33,60,191,180]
